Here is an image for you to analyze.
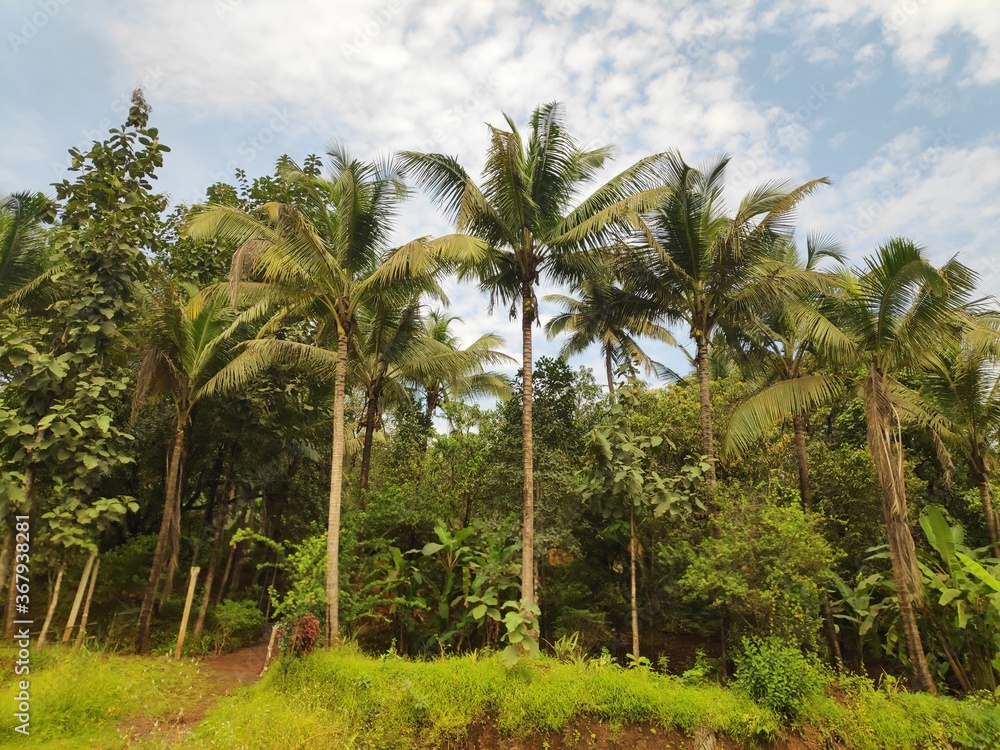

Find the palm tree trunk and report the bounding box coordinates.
[605,348,615,396]
[863,371,936,694]
[325,329,349,645]
[977,474,1000,556]
[136,424,187,654]
[694,335,717,488]
[158,490,183,608]
[629,503,639,659]
[793,413,844,669]
[359,391,378,498]
[521,288,536,608]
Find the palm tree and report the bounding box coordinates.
[724,234,845,507]
[0,192,54,309]
[723,234,846,666]
[417,310,512,435]
[620,152,829,487]
[186,147,479,644]
[922,322,1000,554]
[724,238,978,693]
[544,267,675,394]
[132,284,251,654]
[401,102,670,607]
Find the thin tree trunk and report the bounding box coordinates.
[136,424,187,654]
[606,348,615,396]
[0,524,13,625]
[792,414,812,509]
[359,390,378,498]
[629,503,639,659]
[864,371,936,694]
[75,558,100,649]
[194,481,233,639]
[694,335,717,488]
[521,289,536,608]
[325,329,349,645]
[159,494,182,608]
[62,553,96,644]
[977,474,1000,556]
[37,563,66,648]
[215,543,236,607]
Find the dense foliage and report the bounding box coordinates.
[3,94,1000,738]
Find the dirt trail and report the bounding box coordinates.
[121,643,269,746]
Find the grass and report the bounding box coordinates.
[0,644,998,748]
[0,645,205,749]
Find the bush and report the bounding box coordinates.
[279,613,321,657]
[209,599,264,654]
[734,636,828,721]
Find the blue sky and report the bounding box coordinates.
[3,0,1000,381]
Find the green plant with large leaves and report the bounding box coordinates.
[402,101,671,609]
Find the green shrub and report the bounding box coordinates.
[208,599,264,654]
[734,636,828,720]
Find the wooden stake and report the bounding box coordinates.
[61,553,96,644]
[174,566,200,660]
[37,563,66,648]
[261,623,278,675]
[74,558,100,650]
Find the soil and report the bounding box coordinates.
[462,718,830,750]
[119,643,269,746]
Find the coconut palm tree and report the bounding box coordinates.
[544,267,675,394]
[921,321,1000,554]
[723,238,979,693]
[722,234,846,667]
[401,102,670,607]
[619,152,829,487]
[0,191,54,309]
[186,147,480,644]
[351,298,512,494]
[132,284,253,654]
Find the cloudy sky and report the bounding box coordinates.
[3,0,1000,380]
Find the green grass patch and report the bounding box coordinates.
[0,645,205,748]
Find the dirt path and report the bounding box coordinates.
[121,643,270,746]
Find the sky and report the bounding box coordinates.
[3,0,1000,382]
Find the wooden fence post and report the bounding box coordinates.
[174,566,200,660]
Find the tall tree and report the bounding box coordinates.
[417,310,513,432]
[132,284,253,653]
[544,267,675,394]
[187,147,479,644]
[922,321,1000,554]
[723,234,846,666]
[621,152,828,487]
[402,101,670,608]
[351,300,512,492]
[724,239,978,693]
